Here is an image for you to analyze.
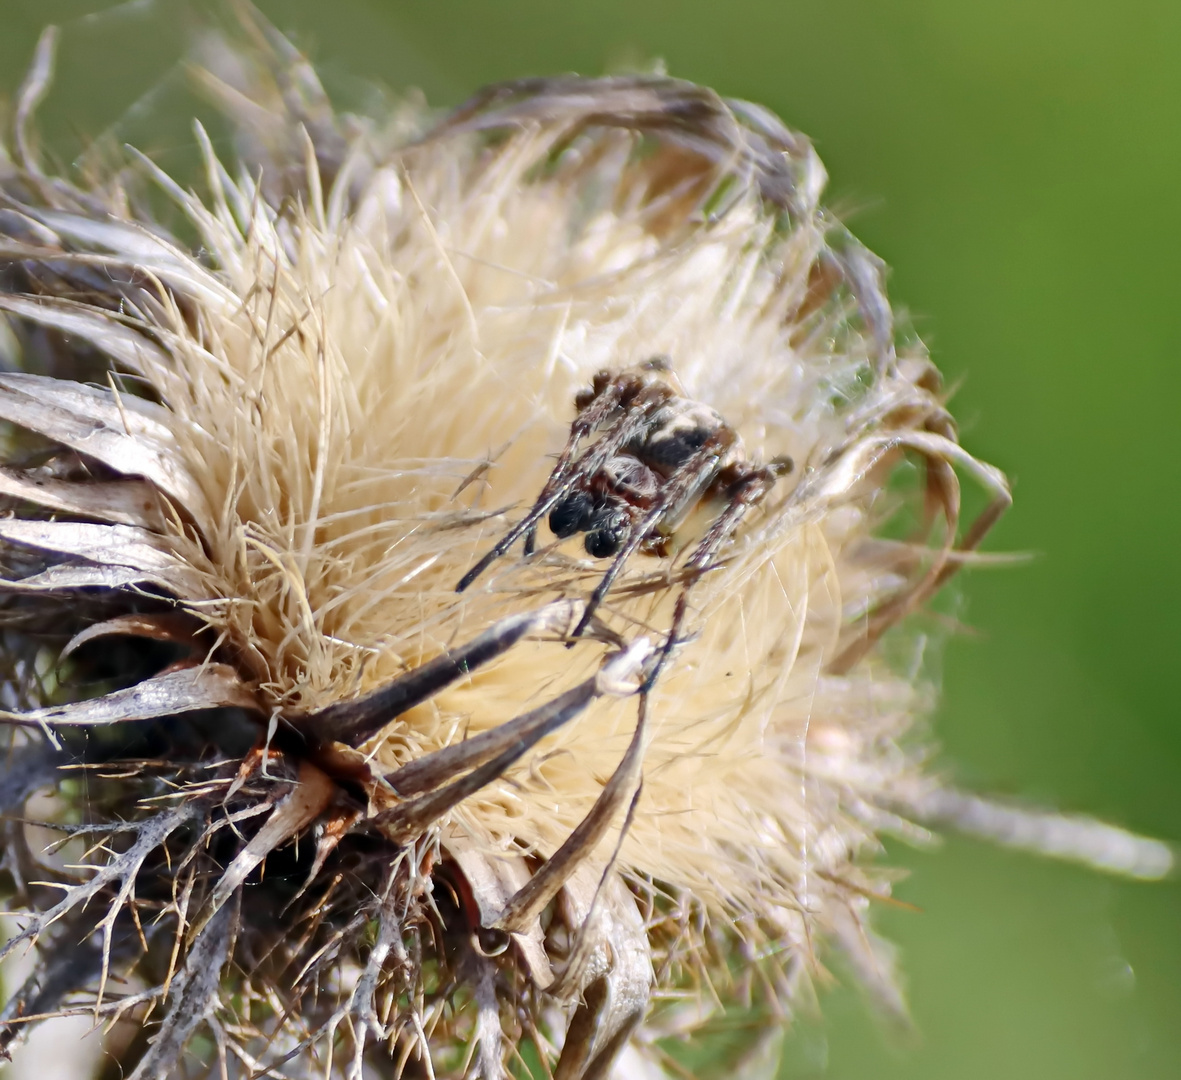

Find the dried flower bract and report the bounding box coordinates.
[0,12,1169,1080]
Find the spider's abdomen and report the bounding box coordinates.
[636,400,732,474]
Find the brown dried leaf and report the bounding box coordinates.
[0,370,205,518]
[61,611,206,659]
[0,519,197,592]
[0,466,164,529]
[554,871,652,1079]
[433,76,823,221]
[377,680,600,843]
[447,844,554,990]
[0,296,170,378]
[0,664,258,728]
[299,599,585,747]
[496,694,648,935]
[188,760,335,941]
[380,628,647,799]
[0,563,167,592]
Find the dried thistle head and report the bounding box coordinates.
[0,16,1169,1080]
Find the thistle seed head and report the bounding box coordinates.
[0,14,1168,1080]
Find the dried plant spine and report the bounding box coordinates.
[0,17,1168,1080]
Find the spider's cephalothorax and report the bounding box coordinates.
[458,359,791,633]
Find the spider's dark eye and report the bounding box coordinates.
[584,505,630,558]
[549,491,596,538]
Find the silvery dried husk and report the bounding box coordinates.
[0,14,1169,1080]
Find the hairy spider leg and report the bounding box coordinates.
[520,379,638,556]
[640,590,688,693]
[569,440,730,640]
[569,503,666,641]
[455,383,628,590]
[456,381,656,591]
[524,376,677,555]
[683,464,780,574]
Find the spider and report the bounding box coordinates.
[457,358,791,637]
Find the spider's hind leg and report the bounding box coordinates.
[683,462,784,575]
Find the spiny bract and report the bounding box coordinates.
[0,16,1167,1080]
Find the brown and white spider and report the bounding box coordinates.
[457,359,792,637]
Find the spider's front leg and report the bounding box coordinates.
[683,457,790,575]
[569,442,730,640]
[457,377,636,591]
[568,502,659,641]
[520,377,636,557]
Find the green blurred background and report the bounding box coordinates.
[2,1,1179,1077]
